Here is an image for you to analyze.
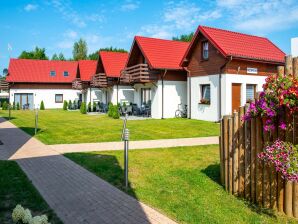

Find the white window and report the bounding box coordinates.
[246,84,256,102]
[141,88,151,105]
[201,84,210,104]
[63,71,69,77]
[55,94,63,103]
[202,41,209,60]
[50,71,56,76]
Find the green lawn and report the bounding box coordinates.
[0,160,62,224]
[65,145,296,224]
[0,109,219,145]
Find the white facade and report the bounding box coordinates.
[133,81,187,119]
[9,88,81,109]
[189,74,266,121]
[291,37,298,57]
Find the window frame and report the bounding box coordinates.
[141,88,151,105]
[50,71,56,77]
[63,71,69,77]
[246,84,256,103]
[200,84,211,105]
[55,94,63,103]
[202,41,209,60]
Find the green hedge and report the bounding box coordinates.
[40,101,45,110]
[107,103,120,119]
[80,102,87,114]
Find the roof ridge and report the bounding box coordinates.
[11,58,77,63]
[135,35,189,45]
[199,25,268,40]
[99,51,128,55]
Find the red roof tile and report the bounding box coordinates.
[182,26,285,65]
[6,59,78,83]
[99,51,129,77]
[78,60,98,81]
[135,36,189,70]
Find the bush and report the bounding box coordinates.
[88,102,91,112]
[2,101,8,110]
[93,102,96,112]
[12,102,16,110]
[12,204,50,224]
[16,102,20,110]
[40,101,45,110]
[63,100,68,110]
[107,103,113,117]
[80,102,87,114]
[112,104,120,119]
[68,100,72,110]
[73,100,76,109]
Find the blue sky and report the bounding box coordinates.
[1,0,298,73]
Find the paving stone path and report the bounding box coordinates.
[0,118,177,224]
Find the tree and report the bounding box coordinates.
[172,33,194,42]
[19,47,49,60]
[88,47,128,60]
[51,53,59,60]
[58,53,65,61]
[40,101,45,110]
[80,102,87,114]
[63,100,68,110]
[73,38,88,61]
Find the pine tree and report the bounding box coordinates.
[40,101,45,110]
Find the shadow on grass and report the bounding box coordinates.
[18,127,42,136]
[201,163,278,219]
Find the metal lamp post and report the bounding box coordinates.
[35,107,38,135]
[124,128,129,189]
[8,103,11,120]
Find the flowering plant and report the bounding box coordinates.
[243,74,298,131]
[11,204,49,224]
[258,140,298,182]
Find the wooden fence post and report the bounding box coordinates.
[223,116,229,190]
[285,55,293,76]
[233,112,239,194]
[228,117,233,193]
[250,117,256,202]
[220,120,224,185]
[270,128,278,209]
[238,107,245,196]
[263,130,271,208]
[244,105,251,200]
[293,57,298,78]
[255,117,263,205]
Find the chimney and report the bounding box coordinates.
[291,37,298,57]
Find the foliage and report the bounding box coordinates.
[243,74,298,131]
[63,100,68,110]
[40,101,45,110]
[80,102,87,114]
[19,47,48,60]
[73,38,88,60]
[107,103,113,117]
[172,32,194,42]
[88,102,91,112]
[88,47,128,60]
[12,204,50,224]
[2,101,8,110]
[12,102,16,110]
[259,140,298,182]
[16,102,20,110]
[93,102,96,112]
[51,53,59,60]
[52,53,65,61]
[68,100,72,110]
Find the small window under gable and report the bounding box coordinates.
[202,41,209,60]
[63,71,69,77]
[50,71,56,76]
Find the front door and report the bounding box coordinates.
[231,83,241,113]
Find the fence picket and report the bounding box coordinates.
[223,116,229,189]
[238,107,245,196]
[233,112,239,194]
[250,117,256,202]
[228,118,233,193]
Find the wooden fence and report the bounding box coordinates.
[220,56,298,217]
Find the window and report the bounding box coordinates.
[50,71,56,76]
[55,94,63,103]
[246,84,256,102]
[63,71,69,77]
[202,41,209,60]
[141,88,151,105]
[200,84,210,104]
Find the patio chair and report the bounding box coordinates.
[132,104,140,116]
[126,105,132,115]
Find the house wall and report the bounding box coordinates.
[110,85,135,105]
[9,88,81,109]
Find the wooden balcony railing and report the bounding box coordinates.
[0,80,9,90]
[90,73,109,88]
[72,78,83,90]
[121,63,158,84]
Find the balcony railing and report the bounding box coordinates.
[72,78,84,90]
[90,73,109,88]
[121,63,158,84]
[0,80,9,90]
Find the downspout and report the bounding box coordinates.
[219,56,232,121]
[183,67,191,119]
[161,69,167,119]
[116,84,119,104]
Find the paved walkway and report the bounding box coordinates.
[51,136,219,154]
[0,118,176,224]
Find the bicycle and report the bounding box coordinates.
[175,104,187,118]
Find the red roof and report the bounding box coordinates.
[99,51,129,77]
[6,59,78,83]
[78,60,98,81]
[134,36,189,70]
[182,25,285,65]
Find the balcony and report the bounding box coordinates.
[72,78,84,90]
[90,73,109,88]
[121,63,158,84]
[0,80,9,90]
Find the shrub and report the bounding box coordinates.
[40,101,45,110]
[112,104,120,119]
[88,102,91,112]
[68,100,72,110]
[12,204,49,224]
[73,100,76,109]
[93,102,96,112]
[2,101,8,110]
[16,102,20,110]
[107,103,113,117]
[80,102,87,114]
[63,100,68,110]
[12,102,16,110]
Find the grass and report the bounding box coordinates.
[65,145,297,224]
[0,109,219,145]
[0,160,62,224]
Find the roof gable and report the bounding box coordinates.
[131,36,189,70]
[181,25,285,66]
[78,60,98,81]
[99,51,129,77]
[6,59,78,83]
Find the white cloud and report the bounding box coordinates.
[121,0,140,11]
[138,25,174,39]
[24,4,38,12]
[65,30,78,39]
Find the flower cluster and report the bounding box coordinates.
[11,204,49,224]
[243,74,298,131]
[258,140,298,182]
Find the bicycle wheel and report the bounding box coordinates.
[175,110,182,118]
